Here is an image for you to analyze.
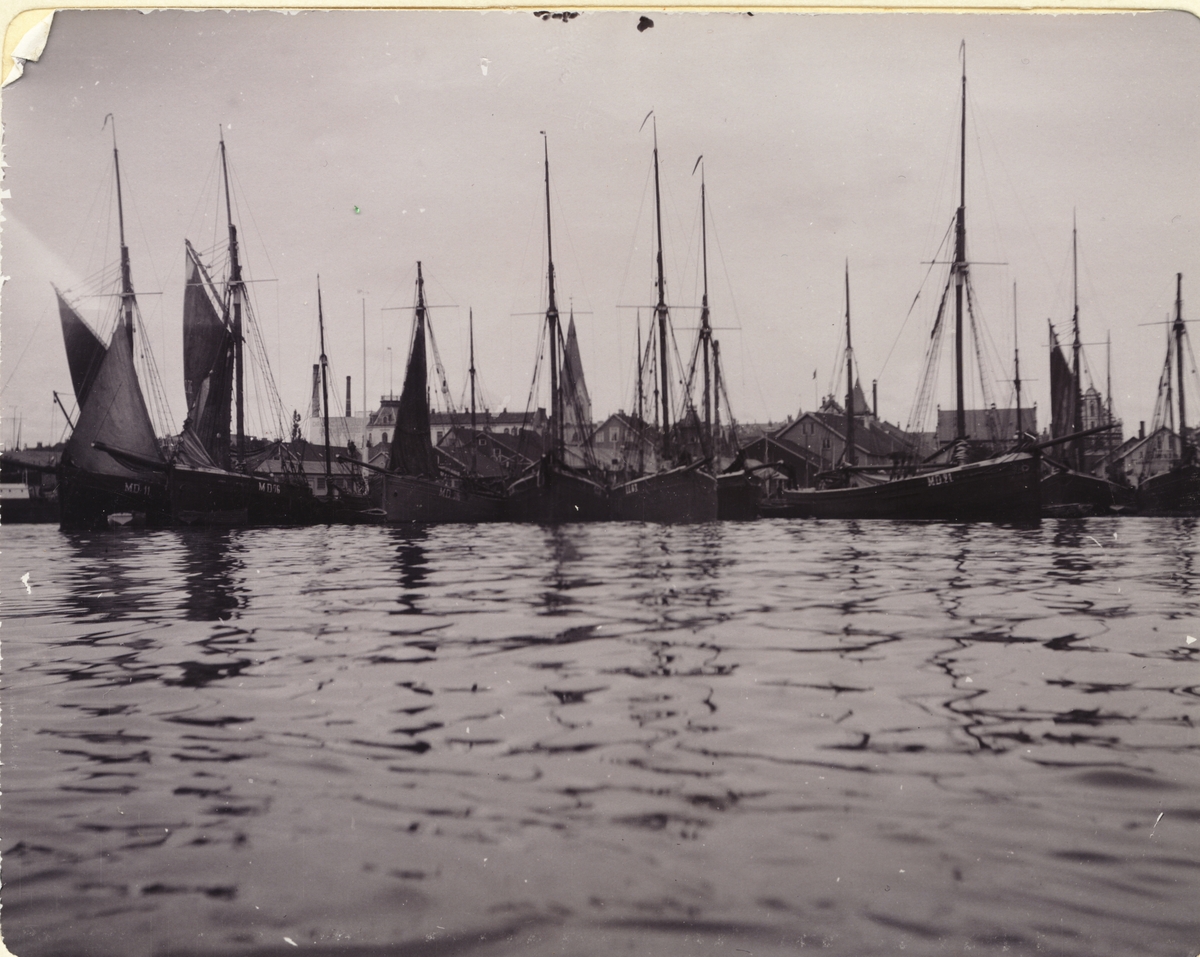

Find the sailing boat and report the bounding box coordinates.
[505,136,610,523]
[173,133,316,525]
[1040,219,1120,516]
[1136,273,1200,514]
[310,280,381,523]
[57,120,173,529]
[372,262,503,522]
[684,161,757,520]
[610,121,718,523]
[763,54,1040,522]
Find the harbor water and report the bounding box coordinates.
[2,519,1198,957]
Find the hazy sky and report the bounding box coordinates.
[2,10,1198,446]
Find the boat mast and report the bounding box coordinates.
[469,307,477,474]
[362,298,367,426]
[1013,282,1023,445]
[636,310,645,472]
[953,47,968,441]
[104,116,136,345]
[220,131,246,471]
[1071,212,1084,469]
[844,261,856,467]
[652,119,671,452]
[317,279,333,496]
[713,339,723,456]
[542,134,561,458]
[1175,272,1187,454]
[697,159,712,449]
[1105,330,1112,426]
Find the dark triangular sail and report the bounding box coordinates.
[55,288,106,406]
[388,280,437,478]
[182,243,234,468]
[562,314,592,436]
[1049,323,1077,441]
[64,322,165,477]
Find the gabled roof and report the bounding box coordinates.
[1098,424,1177,465]
[589,411,658,447]
[777,409,913,459]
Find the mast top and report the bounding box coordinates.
[101,114,127,249]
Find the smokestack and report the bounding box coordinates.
[1140,420,1145,440]
[872,379,878,418]
[311,364,321,418]
[346,376,352,418]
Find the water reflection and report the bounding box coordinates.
[389,526,429,614]
[60,531,168,623]
[177,529,245,622]
[4,519,1200,957]
[538,525,588,616]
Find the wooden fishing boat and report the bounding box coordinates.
[173,134,315,526]
[380,262,504,523]
[504,136,611,523]
[759,54,1039,523]
[1136,273,1200,515]
[610,120,716,522]
[1039,219,1123,516]
[762,452,1040,521]
[56,122,172,530]
[305,280,383,524]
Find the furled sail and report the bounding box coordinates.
[64,322,165,477]
[55,287,106,406]
[1049,323,1077,441]
[388,310,437,477]
[182,242,234,469]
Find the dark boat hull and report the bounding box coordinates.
[61,463,317,530]
[170,467,252,526]
[505,461,610,523]
[717,470,758,521]
[59,466,172,530]
[761,452,1040,522]
[246,474,319,525]
[1136,463,1200,515]
[171,469,318,527]
[611,464,718,523]
[383,473,504,523]
[1040,468,1115,517]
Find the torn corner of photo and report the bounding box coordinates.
[3,9,55,88]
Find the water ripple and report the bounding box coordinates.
[2,518,1198,956]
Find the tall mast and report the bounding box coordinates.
[636,309,645,472]
[469,307,477,474]
[713,339,723,456]
[1166,317,1175,434]
[362,298,367,425]
[1105,329,1112,425]
[104,116,136,344]
[652,321,660,433]
[542,133,561,457]
[698,160,712,447]
[220,131,246,470]
[1013,281,1023,445]
[636,310,645,426]
[844,262,856,467]
[1071,212,1083,469]
[652,119,671,449]
[953,47,968,441]
[317,279,333,494]
[1175,272,1187,449]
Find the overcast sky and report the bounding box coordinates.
[2,10,1198,446]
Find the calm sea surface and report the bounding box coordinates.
[2,520,1198,957]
